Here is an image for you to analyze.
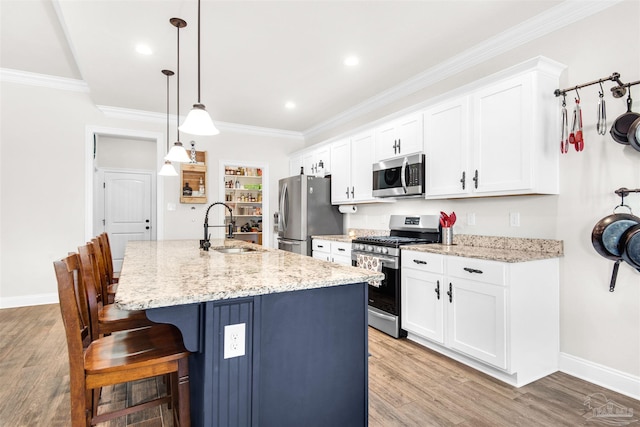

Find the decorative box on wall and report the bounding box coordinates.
[180,150,207,204]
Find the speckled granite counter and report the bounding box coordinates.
[311,234,354,243]
[406,235,563,263]
[115,239,384,311]
[313,232,563,263]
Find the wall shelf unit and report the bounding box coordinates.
[180,151,207,204]
[223,164,263,244]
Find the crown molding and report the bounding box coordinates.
[96,105,166,123]
[215,121,304,140]
[302,0,623,140]
[0,68,88,92]
[96,105,304,140]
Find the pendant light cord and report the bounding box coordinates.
[197,0,201,104]
[176,22,181,142]
[166,73,170,152]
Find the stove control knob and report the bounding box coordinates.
[358,244,364,250]
[366,245,373,252]
[382,247,389,254]
[375,247,382,253]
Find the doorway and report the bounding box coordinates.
[86,126,165,273]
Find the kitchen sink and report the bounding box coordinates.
[214,247,258,254]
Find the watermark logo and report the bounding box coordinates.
[583,392,638,426]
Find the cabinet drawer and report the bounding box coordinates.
[312,239,330,253]
[402,250,444,274]
[447,257,505,286]
[331,241,351,256]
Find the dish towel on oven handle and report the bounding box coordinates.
[356,254,382,287]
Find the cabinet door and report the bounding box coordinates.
[375,113,423,161]
[401,268,444,343]
[395,113,423,156]
[446,279,507,369]
[315,146,331,176]
[350,131,375,202]
[472,74,533,194]
[375,122,397,161]
[303,152,316,176]
[330,139,351,204]
[424,97,470,198]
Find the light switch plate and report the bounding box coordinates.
[510,212,520,227]
[224,323,246,359]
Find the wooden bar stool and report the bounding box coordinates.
[92,236,116,304]
[78,242,154,337]
[98,232,118,283]
[54,253,191,427]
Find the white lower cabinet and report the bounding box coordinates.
[401,250,559,387]
[312,239,352,266]
[402,267,444,344]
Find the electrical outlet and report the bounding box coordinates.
[509,212,520,227]
[467,213,476,226]
[223,323,246,359]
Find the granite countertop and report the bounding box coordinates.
[115,239,384,310]
[313,232,563,263]
[311,235,354,243]
[405,235,563,263]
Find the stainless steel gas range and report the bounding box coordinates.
[351,215,441,338]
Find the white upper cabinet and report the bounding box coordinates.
[375,112,423,161]
[330,131,376,204]
[471,74,533,194]
[424,96,470,197]
[424,58,562,199]
[302,145,331,177]
[330,138,351,204]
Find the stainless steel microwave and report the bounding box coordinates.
[372,153,425,198]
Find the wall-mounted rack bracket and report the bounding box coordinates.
[615,187,640,198]
[554,73,640,99]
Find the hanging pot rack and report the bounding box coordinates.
[554,73,640,99]
[615,187,640,199]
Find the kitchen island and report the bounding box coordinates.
[115,239,383,427]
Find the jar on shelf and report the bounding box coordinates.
[182,182,192,196]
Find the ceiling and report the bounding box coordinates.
[0,1,612,135]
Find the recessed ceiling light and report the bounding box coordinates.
[344,56,359,67]
[135,44,153,55]
[285,101,296,110]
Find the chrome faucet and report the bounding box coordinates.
[200,202,235,251]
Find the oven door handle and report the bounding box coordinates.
[400,157,408,194]
[368,309,396,322]
[353,253,398,267]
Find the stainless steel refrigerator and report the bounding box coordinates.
[277,175,343,255]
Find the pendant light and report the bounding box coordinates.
[159,69,178,176]
[178,0,220,136]
[165,17,191,163]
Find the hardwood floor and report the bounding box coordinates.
[1,304,637,426]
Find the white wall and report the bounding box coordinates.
[0,80,304,308]
[306,0,640,387]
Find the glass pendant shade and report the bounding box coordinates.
[179,103,220,136]
[165,142,191,163]
[158,160,178,176]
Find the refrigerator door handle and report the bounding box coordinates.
[279,183,288,232]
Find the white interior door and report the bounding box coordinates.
[103,170,153,273]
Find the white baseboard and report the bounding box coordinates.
[0,293,59,309]
[560,352,640,401]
